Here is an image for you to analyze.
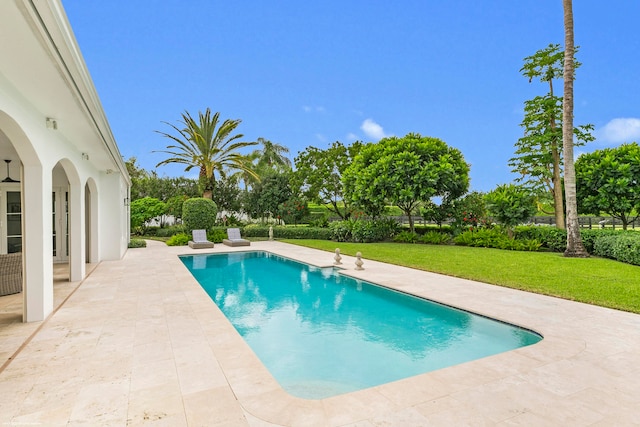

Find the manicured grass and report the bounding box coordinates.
[282,240,640,314]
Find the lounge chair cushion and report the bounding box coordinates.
[223,228,250,247]
[0,252,22,296]
[188,229,214,249]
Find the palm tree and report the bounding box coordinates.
[155,108,258,199]
[252,137,292,173]
[562,0,588,257]
[234,152,261,192]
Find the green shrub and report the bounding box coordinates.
[422,231,451,245]
[394,231,420,243]
[239,225,332,240]
[274,226,332,240]
[128,238,147,248]
[454,228,540,251]
[352,218,399,243]
[515,226,567,252]
[155,224,186,238]
[329,221,353,242]
[580,229,620,253]
[182,198,217,232]
[241,225,269,238]
[166,233,190,246]
[144,226,159,236]
[308,213,330,228]
[208,228,228,243]
[594,233,640,266]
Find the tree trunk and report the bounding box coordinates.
[404,209,415,233]
[562,0,588,257]
[551,143,565,229]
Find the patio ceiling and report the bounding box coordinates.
[0,0,128,179]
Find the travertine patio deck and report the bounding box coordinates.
[0,240,639,426]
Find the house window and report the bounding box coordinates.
[6,191,21,253]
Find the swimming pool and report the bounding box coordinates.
[180,251,542,399]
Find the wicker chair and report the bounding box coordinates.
[0,252,22,296]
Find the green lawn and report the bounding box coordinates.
[282,239,640,314]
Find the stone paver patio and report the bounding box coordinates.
[1,240,639,426]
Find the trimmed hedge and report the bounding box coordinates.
[329,218,401,243]
[242,225,332,240]
[515,226,640,266]
[594,233,640,266]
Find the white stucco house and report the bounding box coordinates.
[0,1,131,321]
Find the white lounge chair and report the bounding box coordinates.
[223,228,250,247]
[188,229,214,249]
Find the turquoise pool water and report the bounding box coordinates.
[180,251,542,399]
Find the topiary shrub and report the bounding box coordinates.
[182,198,217,232]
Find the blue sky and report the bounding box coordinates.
[62,1,640,192]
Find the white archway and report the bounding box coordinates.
[0,110,52,322]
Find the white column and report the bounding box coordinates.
[68,179,85,281]
[22,164,53,322]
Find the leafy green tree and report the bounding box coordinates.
[562,0,588,257]
[130,197,166,235]
[485,184,537,237]
[155,108,257,199]
[244,173,292,222]
[292,141,363,220]
[510,44,593,229]
[211,175,242,214]
[165,195,188,221]
[278,197,309,225]
[575,143,640,230]
[343,133,469,232]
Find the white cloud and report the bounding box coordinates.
[596,118,640,144]
[360,118,390,141]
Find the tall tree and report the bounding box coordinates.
[575,143,640,230]
[343,133,469,232]
[510,44,593,229]
[252,137,292,173]
[154,108,257,199]
[292,141,363,220]
[562,0,588,257]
